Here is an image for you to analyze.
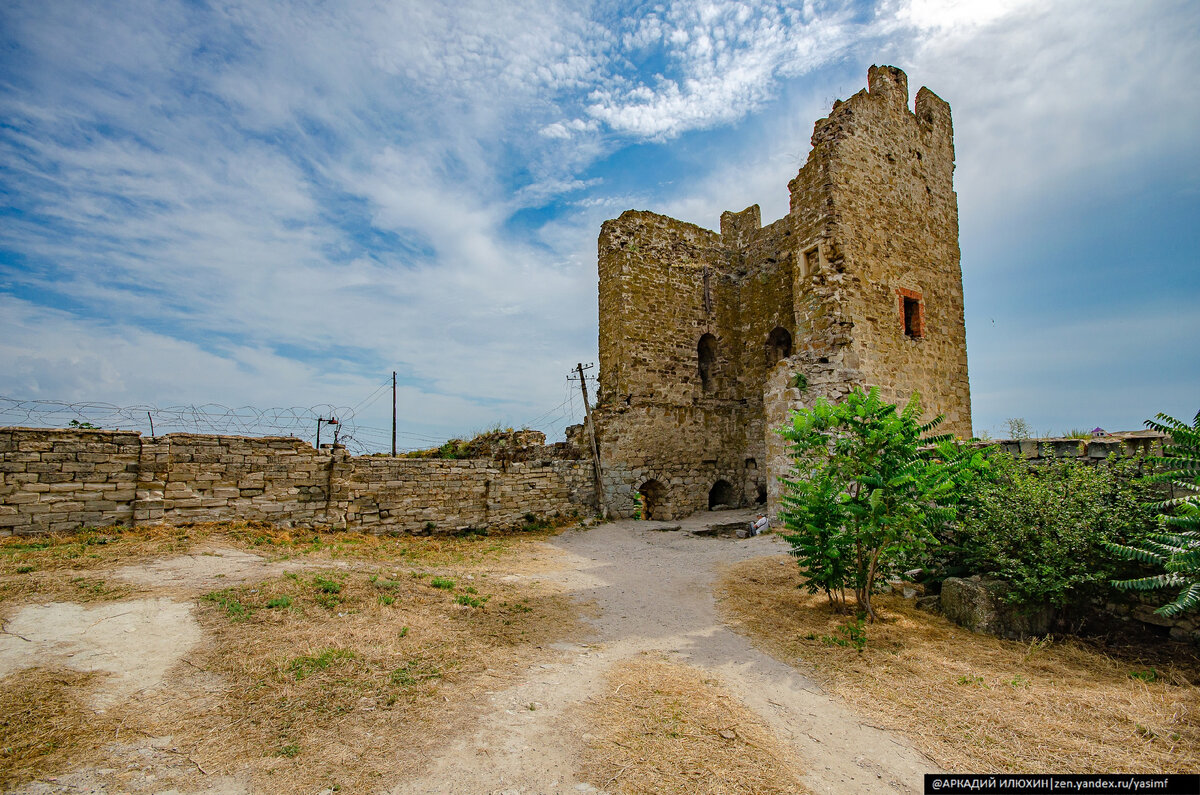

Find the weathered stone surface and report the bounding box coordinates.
[940,577,1054,640]
[0,427,594,536]
[592,66,971,521]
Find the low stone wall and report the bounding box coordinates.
[980,431,1164,462]
[0,428,594,536]
[937,576,1200,645]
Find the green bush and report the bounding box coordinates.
[944,452,1158,609]
[778,387,989,620]
[1110,410,1200,616]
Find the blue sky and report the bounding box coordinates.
[0,0,1197,450]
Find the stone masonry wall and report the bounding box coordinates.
[1,428,594,537]
[824,66,971,437]
[594,65,970,520]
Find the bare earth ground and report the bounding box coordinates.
[0,516,934,794]
[399,512,932,794]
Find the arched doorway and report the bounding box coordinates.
[637,479,667,521]
[709,479,736,510]
[766,326,792,365]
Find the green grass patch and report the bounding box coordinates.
[203,589,253,621]
[266,595,292,609]
[287,648,356,680]
[455,593,489,608]
[430,576,455,590]
[312,574,342,594]
[389,660,441,687]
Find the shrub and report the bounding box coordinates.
[778,387,988,620]
[1109,410,1200,616]
[944,452,1158,609]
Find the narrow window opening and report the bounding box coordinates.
[698,334,718,392]
[897,288,925,339]
[766,327,792,366]
[903,297,920,337]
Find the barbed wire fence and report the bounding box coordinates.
[0,386,591,457]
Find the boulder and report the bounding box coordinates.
[940,577,1054,640]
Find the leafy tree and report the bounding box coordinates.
[1109,410,1200,616]
[778,387,988,621]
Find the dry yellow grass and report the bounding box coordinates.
[161,565,584,792]
[575,654,811,794]
[0,668,120,789]
[718,555,1200,773]
[0,520,563,606]
[0,521,584,791]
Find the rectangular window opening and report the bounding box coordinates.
[902,295,923,338]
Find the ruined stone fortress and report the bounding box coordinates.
[1,66,972,537]
[592,65,972,520]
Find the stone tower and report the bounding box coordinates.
[591,65,971,520]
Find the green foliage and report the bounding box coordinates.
[455,593,489,608]
[389,660,441,687]
[778,387,989,620]
[312,575,342,594]
[820,614,867,650]
[67,419,99,429]
[1129,669,1159,683]
[1004,418,1032,439]
[203,589,252,621]
[287,648,355,680]
[1109,410,1200,616]
[266,595,292,609]
[275,744,301,758]
[947,452,1158,608]
[789,372,809,393]
[429,576,455,590]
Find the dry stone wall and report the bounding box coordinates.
[1,427,594,537]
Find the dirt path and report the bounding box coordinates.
[397,512,936,795]
[2,518,936,794]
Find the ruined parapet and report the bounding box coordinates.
[719,204,761,249]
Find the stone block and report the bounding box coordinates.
[940,577,1053,640]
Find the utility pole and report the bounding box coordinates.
[571,362,608,517]
[392,370,397,457]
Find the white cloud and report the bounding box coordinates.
[585,0,856,138]
[1,0,1196,450]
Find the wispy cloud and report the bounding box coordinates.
[583,0,858,139]
[0,0,1196,446]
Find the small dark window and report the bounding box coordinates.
[903,297,920,336]
[698,333,718,392]
[766,327,792,365]
[897,289,924,339]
